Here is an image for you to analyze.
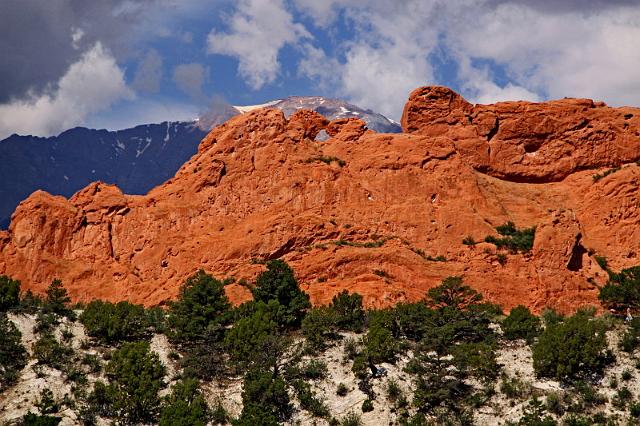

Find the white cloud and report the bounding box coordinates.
[0,42,133,138]
[207,0,311,89]
[450,3,640,106]
[292,0,352,27]
[454,54,541,104]
[293,0,640,117]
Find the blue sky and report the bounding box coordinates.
[1,0,639,138]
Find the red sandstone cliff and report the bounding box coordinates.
[1,86,639,313]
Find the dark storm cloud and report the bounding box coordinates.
[488,0,639,13]
[0,0,159,103]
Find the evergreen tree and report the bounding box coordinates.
[532,309,610,381]
[502,305,541,343]
[168,270,232,343]
[252,260,310,328]
[104,342,166,424]
[43,279,72,318]
[0,275,20,311]
[159,378,210,426]
[0,313,27,387]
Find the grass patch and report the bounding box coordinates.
[332,238,388,248]
[411,247,446,261]
[592,166,621,182]
[305,156,346,167]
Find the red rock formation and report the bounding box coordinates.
[1,86,639,313]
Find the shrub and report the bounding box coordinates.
[293,380,329,418]
[36,389,60,415]
[361,399,373,412]
[364,323,398,363]
[237,369,292,424]
[462,236,476,246]
[180,341,228,381]
[224,301,288,370]
[484,221,536,253]
[573,381,607,408]
[336,383,349,396]
[517,397,556,426]
[159,378,210,426]
[592,166,621,182]
[344,337,360,360]
[502,305,541,343]
[532,309,610,381]
[385,302,432,341]
[598,265,640,314]
[168,270,232,344]
[301,359,328,380]
[80,300,153,344]
[0,275,20,311]
[386,378,403,403]
[450,342,499,382]
[620,318,640,352]
[545,392,564,416]
[408,354,471,413]
[32,333,73,371]
[500,375,531,399]
[340,412,363,426]
[21,413,62,425]
[251,260,311,328]
[613,386,632,409]
[104,341,166,424]
[330,290,365,332]
[541,308,564,327]
[301,307,336,350]
[0,313,27,387]
[18,290,43,314]
[210,399,229,425]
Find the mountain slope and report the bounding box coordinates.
[0,122,208,229]
[1,86,638,313]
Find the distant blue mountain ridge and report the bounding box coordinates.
[0,97,400,229]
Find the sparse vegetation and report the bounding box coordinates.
[304,155,346,167]
[502,305,541,343]
[592,166,621,182]
[0,313,27,387]
[3,265,640,425]
[102,341,166,424]
[599,265,640,314]
[0,275,21,311]
[80,300,156,344]
[484,221,536,253]
[532,309,611,381]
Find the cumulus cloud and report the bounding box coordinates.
[133,49,164,94]
[291,0,640,118]
[207,0,311,89]
[0,0,163,103]
[0,43,133,138]
[172,63,208,101]
[451,2,640,106]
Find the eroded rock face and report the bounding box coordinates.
[402,86,640,182]
[1,86,639,313]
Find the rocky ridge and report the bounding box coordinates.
[1,86,639,313]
